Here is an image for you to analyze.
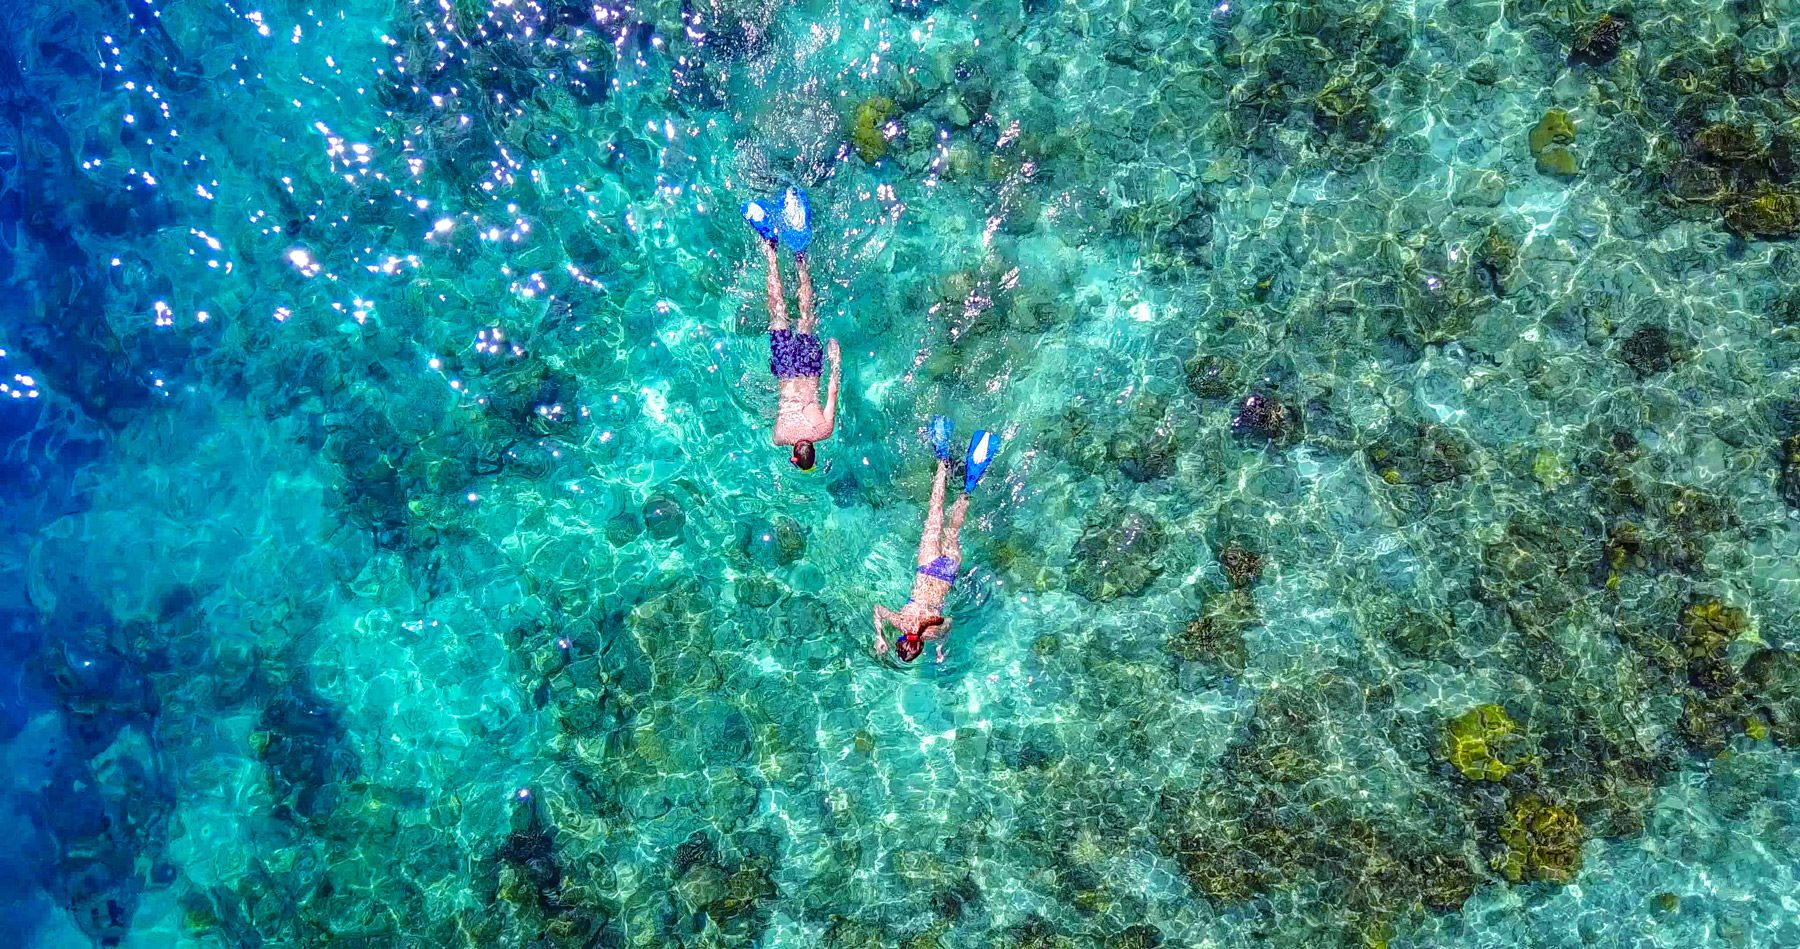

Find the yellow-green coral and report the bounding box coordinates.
[182,905,219,933]
[1357,916,1395,949]
[1494,794,1585,884]
[851,96,897,163]
[1723,184,1800,238]
[1679,597,1747,661]
[1531,448,1569,490]
[1444,704,1520,781]
[1535,146,1578,179]
[1527,109,1575,156]
[1526,108,1578,179]
[1602,522,1643,590]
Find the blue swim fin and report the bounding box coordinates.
[775,186,812,254]
[964,429,999,493]
[928,415,954,460]
[742,198,780,242]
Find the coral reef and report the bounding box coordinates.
[670,838,779,938]
[1476,517,1586,635]
[1160,773,1482,940]
[1642,57,1800,241]
[253,680,360,823]
[1694,123,1763,165]
[1366,424,1475,489]
[1782,434,1800,509]
[1066,497,1168,601]
[1105,395,1184,482]
[1222,4,1408,168]
[1742,649,1800,747]
[643,494,687,540]
[1492,795,1585,884]
[1528,109,1576,157]
[1183,353,1238,400]
[1218,542,1263,589]
[1103,924,1164,948]
[1535,147,1579,179]
[1722,184,1800,239]
[1384,610,1457,662]
[1679,597,1747,696]
[1230,392,1300,446]
[851,96,898,163]
[1569,14,1628,67]
[1443,704,1525,782]
[1165,591,1255,679]
[1617,324,1684,377]
[1471,227,1516,296]
[1527,109,1578,179]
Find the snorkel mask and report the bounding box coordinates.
[895,629,923,662]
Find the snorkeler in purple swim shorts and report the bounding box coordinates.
[874,420,1000,664]
[743,187,840,471]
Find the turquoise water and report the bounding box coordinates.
[4,0,1800,945]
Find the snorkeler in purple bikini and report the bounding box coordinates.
[874,420,1000,664]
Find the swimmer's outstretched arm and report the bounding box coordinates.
[927,617,953,664]
[823,339,841,429]
[872,605,898,655]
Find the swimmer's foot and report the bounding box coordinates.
[928,415,954,461]
[776,186,812,255]
[964,429,999,494]
[743,197,780,243]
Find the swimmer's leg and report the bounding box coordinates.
[796,252,818,337]
[941,491,969,565]
[762,239,790,333]
[917,458,947,566]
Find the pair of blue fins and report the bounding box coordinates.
[743,186,1000,493]
[931,416,999,495]
[741,186,815,254]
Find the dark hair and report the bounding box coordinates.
[790,440,815,470]
[895,632,923,662]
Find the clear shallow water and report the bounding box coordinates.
[3,0,1800,945]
